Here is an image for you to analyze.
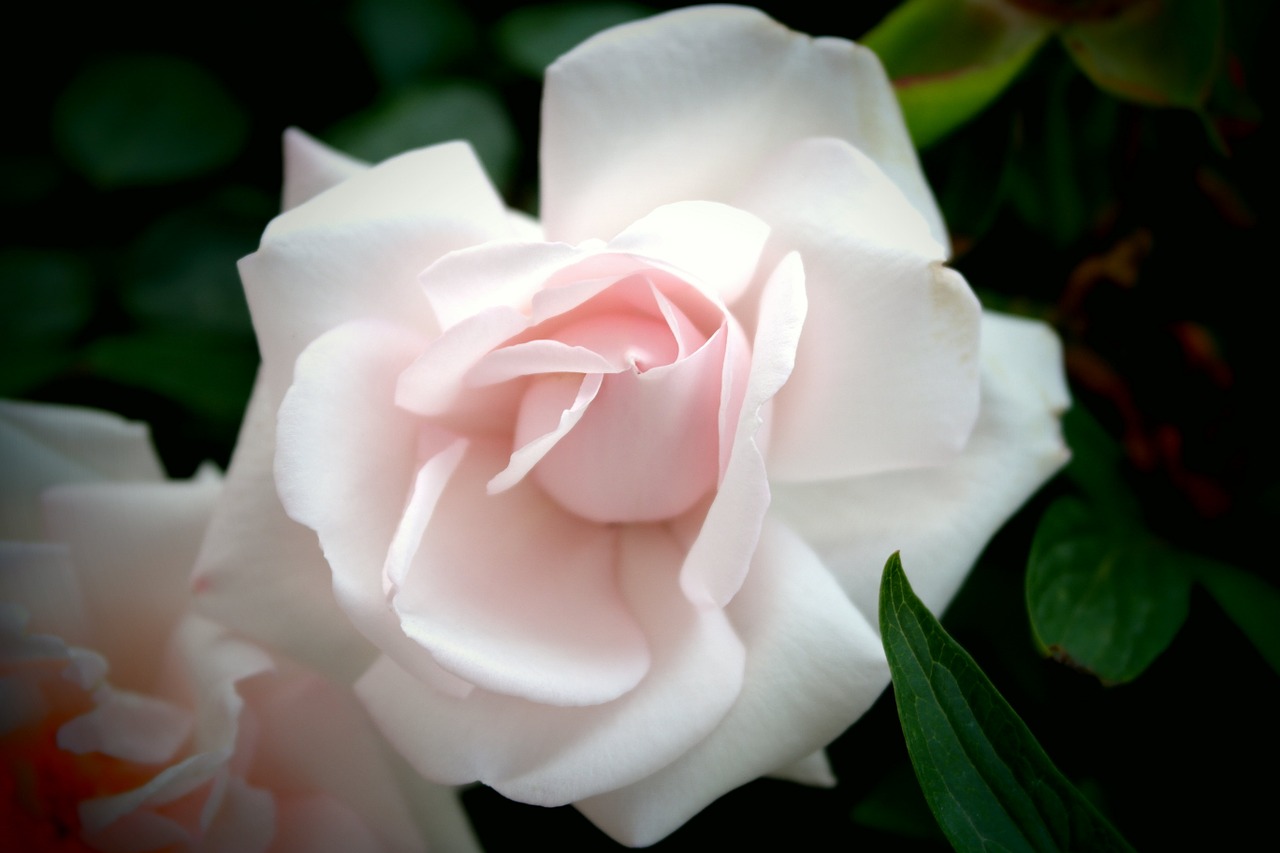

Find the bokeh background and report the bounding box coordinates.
[4,0,1277,848]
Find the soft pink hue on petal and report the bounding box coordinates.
[469,340,618,387]
[356,523,745,804]
[396,307,529,419]
[191,376,375,683]
[245,669,425,853]
[391,442,648,705]
[281,127,369,211]
[275,320,458,689]
[79,615,276,846]
[576,519,888,847]
[385,439,470,591]
[0,401,163,539]
[272,796,386,853]
[680,252,806,607]
[605,201,770,303]
[57,689,192,764]
[0,542,89,645]
[420,240,583,331]
[490,373,601,494]
[738,137,981,482]
[541,6,945,247]
[769,750,837,787]
[531,326,728,523]
[241,141,511,402]
[42,473,220,692]
[772,311,1071,621]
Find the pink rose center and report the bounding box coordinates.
[499,267,750,525]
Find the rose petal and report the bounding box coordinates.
[41,473,220,692]
[0,542,89,645]
[275,320,464,689]
[80,616,275,841]
[769,750,837,787]
[488,372,602,495]
[356,522,745,804]
[576,518,888,847]
[58,688,192,764]
[541,5,946,247]
[530,325,728,523]
[606,201,770,304]
[281,127,369,211]
[680,251,806,607]
[245,670,425,853]
[0,401,163,540]
[241,141,512,405]
[739,137,981,482]
[192,376,375,684]
[420,240,583,331]
[390,442,649,705]
[771,311,1071,620]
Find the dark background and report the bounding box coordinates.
[4,1,1277,848]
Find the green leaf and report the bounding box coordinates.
[54,55,248,187]
[123,190,268,336]
[1027,498,1192,683]
[351,0,476,88]
[85,332,256,425]
[328,82,518,190]
[1060,406,1142,521]
[0,249,95,345]
[1006,57,1121,247]
[1190,560,1280,677]
[495,2,652,77]
[880,552,1135,853]
[1063,0,1222,109]
[863,0,1053,148]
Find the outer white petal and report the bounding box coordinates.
[274,321,452,688]
[541,5,946,247]
[605,201,770,304]
[0,541,89,645]
[0,401,163,539]
[576,519,888,847]
[772,311,1071,621]
[738,137,980,482]
[241,141,513,405]
[192,376,376,683]
[281,127,370,211]
[355,523,745,806]
[42,472,220,693]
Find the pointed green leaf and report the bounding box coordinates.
[1027,498,1192,683]
[1190,559,1280,677]
[863,0,1053,148]
[1063,0,1222,109]
[54,55,247,187]
[880,552,1135,853]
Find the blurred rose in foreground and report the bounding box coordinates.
[192,5,1070,846]
[0,401,475,852]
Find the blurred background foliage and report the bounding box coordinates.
[2,0,1276,849]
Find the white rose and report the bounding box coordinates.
[192,5,1069,846]
[0,401,476,852]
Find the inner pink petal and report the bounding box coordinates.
[529,325,730,523]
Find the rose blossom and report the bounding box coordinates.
[191,5,1070,846]
[0,401,477,852]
